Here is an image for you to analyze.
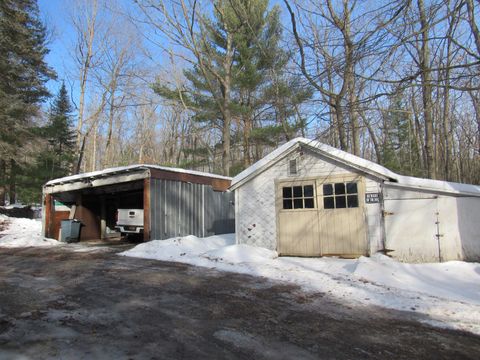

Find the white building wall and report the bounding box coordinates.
[235,147,384,252]
[383,186,480,262]
[456,197,480,261]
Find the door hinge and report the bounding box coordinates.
[382,211,394,217]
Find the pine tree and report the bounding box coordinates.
[154,0,309,174]
[44,83,76,177]
[17,84,76,204]
[0,0,56,204]
[155,0,242,175]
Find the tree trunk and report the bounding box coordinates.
[440,0,457,181]
[343,6,360,156]
[104,96,116,168]
[349,89,360,156]
[470,93,480,156]
[442,73,452,181]
[8,159,16,205]
[103,54,123,168]
[411,91,426,172]
[75,136,87,175]
[222,107,231,176]
[418,0,436,179]
[360,112,381,163]
[0,159,6,206]
[334,96,347,151]
[221,32,233,176]
[243,115,252,168]
[91,122,97,172]
[74,0,98,174]
[466,0,480,57]
[406,110,420,175]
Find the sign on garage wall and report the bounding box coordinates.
[365,193,380,204]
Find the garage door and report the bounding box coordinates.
[277,175,367,257]
[277,180,319,256]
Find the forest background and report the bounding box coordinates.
[1,0,479,204]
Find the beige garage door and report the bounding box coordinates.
[277,175,367,257]
[277,180,320,256]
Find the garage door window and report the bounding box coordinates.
[323,182,358,209]
[282,185,315,209]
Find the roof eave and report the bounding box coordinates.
[384,180,480,197]
[300,142,394,182]
[230,143,301,191]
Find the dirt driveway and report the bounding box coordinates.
[0,246,479,359]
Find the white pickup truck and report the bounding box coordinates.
[116,209,144,234]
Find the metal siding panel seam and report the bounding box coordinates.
[151,179,155,239]
[202,185,205,238]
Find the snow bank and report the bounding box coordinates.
[354,254,480,305]
[121,234,480,334]
[204,244,277,263]
[122,234,235,264]
[0,216,58,248]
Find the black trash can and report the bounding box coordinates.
[60,219,82,243]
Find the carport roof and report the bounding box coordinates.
[45,164,231,186]
[231,138,480,197]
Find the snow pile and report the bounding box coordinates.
[354,254,480,305]
[0,216,58,247]
[204,244,277,263]
[123,234,236,266]
[121,234,480,334]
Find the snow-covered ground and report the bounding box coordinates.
[0,215,58,247]
[121,234,480,335]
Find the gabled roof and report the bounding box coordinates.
[231,137,480,197]
[45,164,231,186]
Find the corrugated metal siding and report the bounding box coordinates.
[203,186,235,236]
[150,179,234,240]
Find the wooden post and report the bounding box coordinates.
[44,194,53,238]
[143,178,151,242]
[100,195,106,240]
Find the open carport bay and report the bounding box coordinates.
[0,246,479,359]
[43,165,235,243]
[49,181,144,241]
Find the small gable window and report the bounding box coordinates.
[288,159,298,176]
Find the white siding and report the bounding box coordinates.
[236,148,384,251]
[383,186,480,262]
[456,197,480,261]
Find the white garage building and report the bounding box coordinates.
[230,138,480,262]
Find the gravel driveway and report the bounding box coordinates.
[0,245,479,359]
